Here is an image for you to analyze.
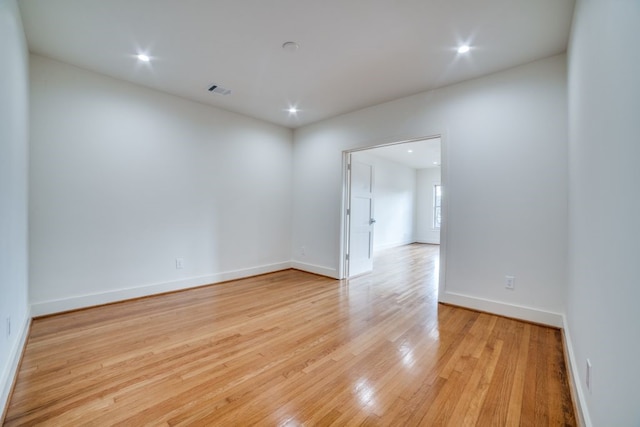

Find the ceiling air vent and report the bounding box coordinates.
[208,84,231,96]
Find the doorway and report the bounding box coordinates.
[342,136,442,280]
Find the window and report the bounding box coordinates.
[433,184,442,229]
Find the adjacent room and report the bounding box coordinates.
[346,138,441,278]
[1,0,638,425]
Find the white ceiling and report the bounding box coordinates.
[363,138,441,170]
[18,0,575,129]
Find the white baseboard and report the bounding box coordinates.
[439,291,563,327]
[373,239,416,252]
[1,309,30,422]
[562,315,592,427]
[290,261,339,279]
[30,262,292,317]
[415,238,440,245]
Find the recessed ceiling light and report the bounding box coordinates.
[288,107,298,114]
[282,41,300,53]
[457,45,470,54]
[433,161,440,165]
[407,149,413,153]
[137,53,150,62]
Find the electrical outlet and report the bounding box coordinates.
[300,246,306,256]
[176,258,184,269]
[505,275,515,290]
[6,317,10,338]
[586,359,592,392]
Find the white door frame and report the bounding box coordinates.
[340,151,352,278]
[339,134,448,301]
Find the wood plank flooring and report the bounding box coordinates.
[4,244,576,426]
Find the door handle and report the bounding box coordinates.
[370,218,376,225]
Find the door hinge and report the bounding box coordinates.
[347,163,351,171]
[346,254,350,261]
[346,208,350,216]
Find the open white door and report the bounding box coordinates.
[348,159,375,277]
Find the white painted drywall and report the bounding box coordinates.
[292,54,568,323]
[351,151,416,251]
[567,0,640,425]
[0,0,30,414]
[29,55,293,315]
[416,168,441,244]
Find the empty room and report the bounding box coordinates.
[1,0,638,425]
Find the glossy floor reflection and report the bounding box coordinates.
[5,244,575,426]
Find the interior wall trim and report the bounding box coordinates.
[562,315,593,427]
[290,261,338,279]
[1,311,31,424]
[30,262,292,317]
[439,291,563,327]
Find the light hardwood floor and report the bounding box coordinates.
[4,244,576,426]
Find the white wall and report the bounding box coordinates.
[29,55,294,315]
[292,54,568,325]
[0,0,30,415]
[566,0,640,425]
[416,168,441,244]
[351,151,416,251]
